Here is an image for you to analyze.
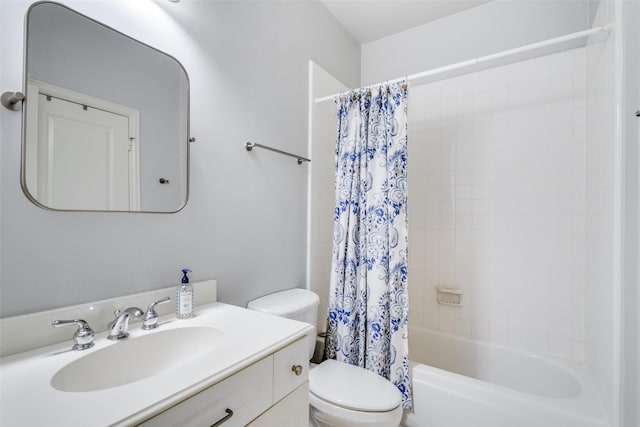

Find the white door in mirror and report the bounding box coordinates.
[36,93,138,210]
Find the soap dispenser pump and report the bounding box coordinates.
[176,268,193,319]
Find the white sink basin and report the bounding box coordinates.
[51,326,225,392]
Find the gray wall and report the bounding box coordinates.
[0,0,360,317]
[361,0,590,85]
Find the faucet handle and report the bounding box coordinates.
[142,297,171,330]
[52,319,95,351]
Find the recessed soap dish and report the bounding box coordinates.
[437,286,463,307]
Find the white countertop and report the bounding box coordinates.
[0,302,312,426]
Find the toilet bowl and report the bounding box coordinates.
[309,359,402,427]
[247,289,403,427]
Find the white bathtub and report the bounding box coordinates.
[402,327,610,427]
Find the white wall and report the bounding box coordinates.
[0,0,360,317]
[307,62,347,332]
[361,0,590,85]
[619,3,640,426]
[407,48,587,361]
[584,0,619,421]
[585,2,640,425]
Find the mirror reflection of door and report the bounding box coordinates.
[25,81,140,211]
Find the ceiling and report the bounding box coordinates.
[320,0,493,44]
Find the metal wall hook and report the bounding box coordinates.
[1,91,25,111]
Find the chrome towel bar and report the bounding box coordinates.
[245,141,310,165]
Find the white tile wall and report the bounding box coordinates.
[408,48,586,362]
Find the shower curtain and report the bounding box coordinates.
[324,80,412,409]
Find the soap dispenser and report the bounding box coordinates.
[176,268,193,319]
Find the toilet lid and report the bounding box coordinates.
[309,360,402,412]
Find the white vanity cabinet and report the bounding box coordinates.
[137,337,309,427]
[1,295,314,427]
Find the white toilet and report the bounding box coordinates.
[247,288,403,427]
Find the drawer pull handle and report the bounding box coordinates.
[210,408,233,427]
[292,364,303,376]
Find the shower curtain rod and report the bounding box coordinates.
[315,25,612,104]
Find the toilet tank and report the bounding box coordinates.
[247,288,319,359]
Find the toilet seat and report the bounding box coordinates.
[309,359,402,412]
[309,391,403,427]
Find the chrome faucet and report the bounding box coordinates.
[51,319,95,350]
[107,307,143,340]
[142,296,171,330]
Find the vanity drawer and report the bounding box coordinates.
[137,356,273,427]
[272,336,309,403]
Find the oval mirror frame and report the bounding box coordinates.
[21,1,191,213]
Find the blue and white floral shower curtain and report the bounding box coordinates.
[325,80,412,409]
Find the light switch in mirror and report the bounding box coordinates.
[22,1,190,212]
